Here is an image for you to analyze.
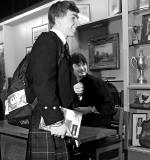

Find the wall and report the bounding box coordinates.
[2,0,125,91]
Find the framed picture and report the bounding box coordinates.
[77,4,90,25]
[141,14,150,44]
[137,0,150,10]
[132,113,147,146]
[26,46,32,55]
[32,24,49,44]
[108,0,122,16]
[0,43,6,88]
[89,33,120,70]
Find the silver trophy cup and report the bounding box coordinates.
[131,50,150,84]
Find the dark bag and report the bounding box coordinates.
[5,53,36,128]
[139,119,150,148]
[5,32,64,129]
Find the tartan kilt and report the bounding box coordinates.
[26,128,70,160]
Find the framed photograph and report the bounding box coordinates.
[132,113,147,146]
[26,46,32,55]
[137,0,150,10]
[89,33,120,70]
[0,43,6,88]
[77,4,90,25]
[108,0,122,16]
[0,43,4,51]
[32,24,49,44]
[141,14,150,44]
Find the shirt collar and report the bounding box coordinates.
[50,28,66,45]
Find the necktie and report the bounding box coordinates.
[64,42,70,57]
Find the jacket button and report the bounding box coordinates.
[44,106,48,109]
[53,106,56,110]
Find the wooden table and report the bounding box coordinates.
[0,120,116,160]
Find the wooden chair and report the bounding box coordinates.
[95,106,124,160]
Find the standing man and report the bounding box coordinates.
[71,53,115,128]
[26,1,80,160]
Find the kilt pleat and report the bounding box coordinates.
[29,130,69,160]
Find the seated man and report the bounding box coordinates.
[71,53,115,128]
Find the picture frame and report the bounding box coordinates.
[137,0,150,10]
[0,43,6,87]
[0,43,4,53]
[141,14,150,44]
[32,24,49,44]
[108,0,122,16]
[77,4,90,25]
[89,33,120,70]
[132,113,147,146]
[26,46,32,55]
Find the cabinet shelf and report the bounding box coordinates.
[77,13,122,31]
[130,104,150,110]
[129,8,150,15]
[129,146,150,154]
[129,43,150,48]
[128,83,150,90]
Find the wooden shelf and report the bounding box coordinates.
[129,146,150,154]
[128,83,150,90]
[129,8,150,15]
[130,104,150,110]
[129,43,150,48]
[77,13,122,31]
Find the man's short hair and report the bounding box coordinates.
[48,1,79,28]
[71,53,87,65]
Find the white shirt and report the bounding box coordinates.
[50,28,66,45]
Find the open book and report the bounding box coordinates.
[39,107,82,138]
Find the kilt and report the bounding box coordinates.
[26,129,70,160]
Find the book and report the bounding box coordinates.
[39,107,82,138]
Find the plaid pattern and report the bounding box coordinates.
[27,129,70,160]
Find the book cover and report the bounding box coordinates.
[39,107,82,138]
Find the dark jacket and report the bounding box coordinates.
[26,31,75,127]
[74,74,114,127]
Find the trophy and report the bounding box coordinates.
[131,50,150,84]
[131,25,143,45]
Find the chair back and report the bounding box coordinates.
[110,106,124,138]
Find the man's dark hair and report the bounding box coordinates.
[71,52,87,65]
[48,1,79,28]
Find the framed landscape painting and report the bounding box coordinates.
[89,33,120,70]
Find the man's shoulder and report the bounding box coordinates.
[39,31,60,41]
[36,31,63,47]
[87,74,104,83]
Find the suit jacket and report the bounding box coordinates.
[26,31,75,127]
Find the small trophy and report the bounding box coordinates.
[132,25,143,45]
[131,50,150,84]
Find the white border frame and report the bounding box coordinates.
[132,113,147,146]
[137,0,150,9]
[77,4,90,25]
[32,24,49,44]
[108,0,121,16]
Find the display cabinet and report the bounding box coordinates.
[122,0,150,159]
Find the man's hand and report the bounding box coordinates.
[74,107,92,115]
[73,82,84,100]
[50,123,71,139]
[74,106,98,115]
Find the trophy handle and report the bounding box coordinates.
[131,57,137,69]
[145,56,150,70]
